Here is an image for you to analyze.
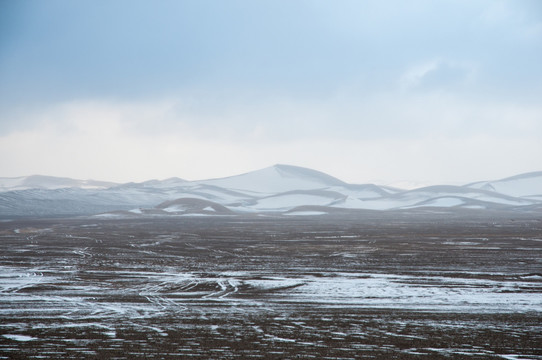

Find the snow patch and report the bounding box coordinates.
[467,171,542,198]
[255,194,336,210]
[162,205,187,213]
[285,211,327,216]
[2,334,37,342]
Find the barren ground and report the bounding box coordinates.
[0,210,541,359]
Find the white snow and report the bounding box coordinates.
[285,211,328,216]
[327,185,387,199]
[241,273,542,311]
[407,197,465,208]
[180,185,253,204]
[200,165,342,195]
[336,196,400,210]
[520,275,542,280]
[467,172,542,198]
[0,266,54,293]
[93,213,123,218]
[2,334,37,341]
[179,213,216,217]
[162,205,187,213]
[0,175,117,192]
[2,165,541,215]
[254,194,336,210]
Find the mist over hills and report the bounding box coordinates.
[0,175,118,192]
[0,165,541,218]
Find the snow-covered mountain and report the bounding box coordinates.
[200,164,346,195]
[465,171,542,200]
[0,165,541,218]
[0,175,118,192]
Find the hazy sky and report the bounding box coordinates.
[1,0,541,185]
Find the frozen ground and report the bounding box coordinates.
[0,211,541,359]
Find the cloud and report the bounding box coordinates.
[1,93,540,184]
[480,0,541,28]
[400,60,441,89]
[399,59,476,91]
[1,1,541,187]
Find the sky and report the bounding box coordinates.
[0,0,541,186]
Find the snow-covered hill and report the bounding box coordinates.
[0,165,541,217]
[0,175,118,192]
[199,164,346,195]
[465,171,542,200]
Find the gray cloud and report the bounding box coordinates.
[0,0,541,183]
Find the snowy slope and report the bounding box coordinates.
[324,185,532,211]
[466,171,542,199]
[155,198,234,215]
[0,175,118,192]
[393,185,533,207]
[1,165,541,217]
[136,177,188,188]
[199,164,346,195]
[249,190,346,212]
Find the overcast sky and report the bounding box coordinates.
[1,0,541,185]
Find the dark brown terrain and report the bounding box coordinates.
[0,210,541,359]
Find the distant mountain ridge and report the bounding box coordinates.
[0,175,118,192]
[465,171,542,199]
[1,165,541,218]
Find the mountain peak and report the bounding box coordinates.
[270,164,346,185]
[199,164,345,194]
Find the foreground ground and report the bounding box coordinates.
[0,210,541,359]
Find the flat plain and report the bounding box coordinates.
[0,210,541,359]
